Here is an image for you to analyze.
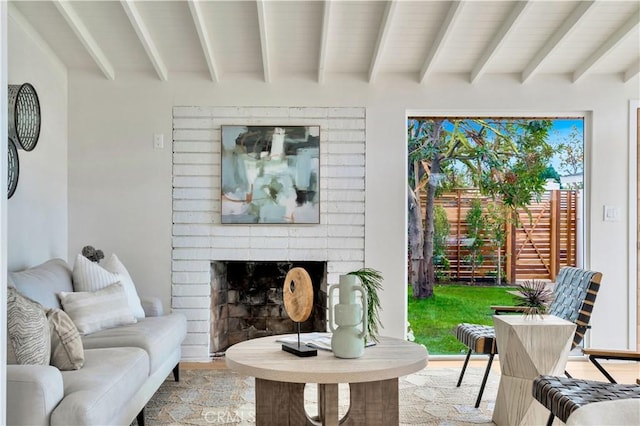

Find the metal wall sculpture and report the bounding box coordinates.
[7,83,41,198]
[7,137,19,199]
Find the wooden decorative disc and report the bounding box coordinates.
[283,267,313,322]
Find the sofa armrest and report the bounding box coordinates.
[567,399,640,426]
[7,364,64,426]
[141,296,164,317]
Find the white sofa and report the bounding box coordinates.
[566,399,640,425]
[6,258,187,426]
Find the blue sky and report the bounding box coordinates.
[548,118,583,145]
[414,117,585,176]
[548,118,584,175]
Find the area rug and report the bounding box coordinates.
[144,366,498,425]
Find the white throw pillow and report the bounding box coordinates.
[59,282,137,335]
[102,254,145,318]
[73,254,145,319]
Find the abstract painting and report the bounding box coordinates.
[221,125,320,224]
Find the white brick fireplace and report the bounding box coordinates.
[172,106,366,360]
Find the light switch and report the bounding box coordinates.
[153,134,164,149]
[603,205,620,222]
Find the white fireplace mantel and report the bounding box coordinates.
[172,106,366,360]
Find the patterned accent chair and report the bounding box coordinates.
[454,267,603,408]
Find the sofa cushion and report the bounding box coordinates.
[7,287,51,365]
[73,254,145,319]
[47,308,84,370]
[82,313,186,374]
[59,282,137,335]
[9,258,73,309]
[50,347,149,426]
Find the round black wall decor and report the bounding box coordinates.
[8,83,41,151]
[8,137,19,199]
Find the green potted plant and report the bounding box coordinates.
[513,279,554,318]
[347,268,383,342]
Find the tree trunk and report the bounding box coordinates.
[414,158,441,298]
[496,246,502,285]
[407,186,424,297]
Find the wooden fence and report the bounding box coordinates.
[427,189,578,283]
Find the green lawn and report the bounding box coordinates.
[408,285,515,355]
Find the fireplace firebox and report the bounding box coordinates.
[210,261,327,353]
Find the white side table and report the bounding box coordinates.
[492,315,576,426]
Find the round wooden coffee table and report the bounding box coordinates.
[226,335,428,426]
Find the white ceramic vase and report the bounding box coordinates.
[328,274,368,358]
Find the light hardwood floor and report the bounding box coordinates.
[183,357,639,384]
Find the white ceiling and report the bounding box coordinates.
[8,0,640,84]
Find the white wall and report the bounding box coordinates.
[67,76,174,307]
[3,12,68,424]
[1,3,8,423]
[67,70,639,352]
[7,13,68,271]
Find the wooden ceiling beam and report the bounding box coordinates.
[120,0,168,81]
[623,61,640,83]
[318,0,332,84]
[573,9,639,83]
[419,1,465,84]
[188,0,219,83]
[8,3,67,78]
[256,0,271,83]
[53,0,114,80]
[470,1,532,83]
[368,0,398,83]
[522,1,595,83]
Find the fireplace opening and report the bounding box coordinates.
[211,261,327,354]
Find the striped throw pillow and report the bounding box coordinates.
[73,253,145,319]
[58,282,137,335]
[47,308,85,370]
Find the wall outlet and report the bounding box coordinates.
[153,134,164,149]
[603,205,620,222]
